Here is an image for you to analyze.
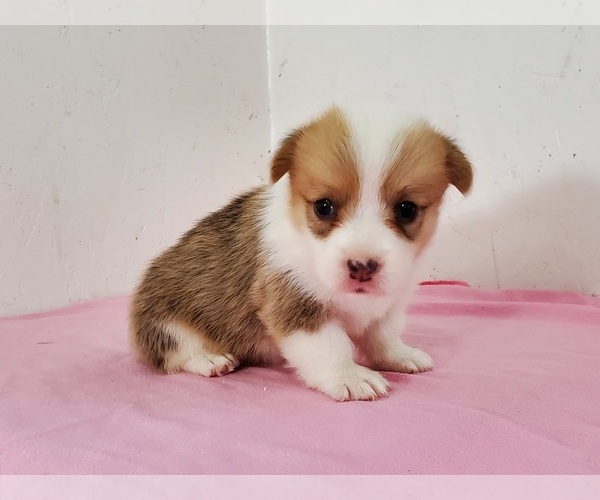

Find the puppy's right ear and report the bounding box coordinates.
[270,129,303,184]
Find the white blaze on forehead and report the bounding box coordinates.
[346,110,401,178]
[340,107,407,230]
[340,105,423,171]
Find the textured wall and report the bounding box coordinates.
[0,26,271,315]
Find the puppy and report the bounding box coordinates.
[129,106,473,401]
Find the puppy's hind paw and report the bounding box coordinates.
[183,353,239,377]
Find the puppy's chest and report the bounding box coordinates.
[333,294,393,335]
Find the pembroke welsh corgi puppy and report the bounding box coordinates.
[129,105,473,401]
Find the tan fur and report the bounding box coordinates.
[270,129,302,184]
[251,272,331,339]
[380,125,473,251]
[270,107,361,238]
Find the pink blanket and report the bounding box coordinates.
[1,283,599,474]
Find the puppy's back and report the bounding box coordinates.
[129,186,269,371]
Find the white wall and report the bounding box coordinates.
[2,25,599,316]
[0,26,271,315]
[267,26,600,295]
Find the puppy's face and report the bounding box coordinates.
[270,107,472,299]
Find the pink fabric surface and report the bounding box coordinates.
[1,283,599,474]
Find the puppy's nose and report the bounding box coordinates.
[347,259,380,282]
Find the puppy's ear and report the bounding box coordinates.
[270,129,303,184]
[270,106,346,184]
[443,137,473,195]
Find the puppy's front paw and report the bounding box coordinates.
[375,346,433,374]
[317,365,389,402]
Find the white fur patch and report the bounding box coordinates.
[365,304,434,373]
[261,175,333,302]
[163,322,239,376]
[183,352,239,377]
[278,322,389,401]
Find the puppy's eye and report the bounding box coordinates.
[394,201,419,223]
[314,198,336,219]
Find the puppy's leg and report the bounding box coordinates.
[360,306,433,374]
[131,320,239,376]
[278,322,389,401]
[164,323,240,377]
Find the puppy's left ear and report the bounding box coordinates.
[443,137,473,195]
[270,129,302,184]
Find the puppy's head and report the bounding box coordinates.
[270,106,472,298]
